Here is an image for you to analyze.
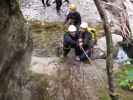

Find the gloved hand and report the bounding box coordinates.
[78,38,82,42]
[79,42,83,46]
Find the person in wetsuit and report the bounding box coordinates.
[77,22,93,61]
[64,4,81,28]
[63,25,79,59]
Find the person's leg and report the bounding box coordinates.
[63,45,71,57]
[63,37,71,57]
[46,0,51,6]
[75,46,82,56]
[74,47,82,61]
[55,0,62,13]
[42,0,46,7]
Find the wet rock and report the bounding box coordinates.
[30,56,59,75]
[29,54,123,100]
[30,56,107,99]
[93,34,123,58]
[95,34,123,52]
[32,49,49,57]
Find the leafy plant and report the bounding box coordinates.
[116,64,133,90]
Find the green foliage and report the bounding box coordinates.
[116,64,133,90]
[97,88,111,100]
[100,95,110,100]
[77,0,80,3]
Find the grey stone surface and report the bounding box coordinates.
[20,0,101,24]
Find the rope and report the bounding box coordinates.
[81,46,106,87]
[80,46,91,64]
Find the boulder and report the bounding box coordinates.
[93,34,123,58]
[30,56,59,75]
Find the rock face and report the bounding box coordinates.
[0,1,32,100]
[91,34,123,59]
[30,56,107,100]
[95,34,123,52]
[31,56,59,75]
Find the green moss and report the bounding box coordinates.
[116,88,133,100]
[114,64,133,100]
[98,64,133,100]
[31,21,65,56]
[115,64,133,88]
[97,87,111,100]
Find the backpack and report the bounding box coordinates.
[87,27,97,43]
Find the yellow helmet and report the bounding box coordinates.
[69,4,76,11]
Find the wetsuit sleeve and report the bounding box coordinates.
[77,13,81,25]
[64,13,70,24]
[64,34,77,47]
[42,0,45,7]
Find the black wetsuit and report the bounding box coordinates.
[55,0,62,13]
[63,32,79,57]
[55,0,69,13]
[78,31,92,61]
[42,0,51,7]
[65,11,81,27]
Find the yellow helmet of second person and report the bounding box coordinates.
[69,4,76,11]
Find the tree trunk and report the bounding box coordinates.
[93,0,118,100]
[0,0,32,100]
